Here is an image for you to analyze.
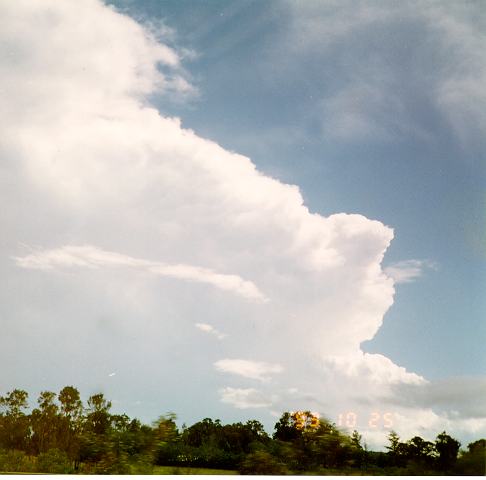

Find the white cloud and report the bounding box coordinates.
[0,0,483,448]
[14,245,266,301]
[214,359,284,382]
[324,352,426,386]
[195,323,227,340]
[384,259,436,284]
[219,387,274,409]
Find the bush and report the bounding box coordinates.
[37,448,72,474]
[130,454,154,474]
[239,450,289,475]
[78,451,131,474]
[93,452,131,474]
[456,450,486,475]
[0,449,35,473]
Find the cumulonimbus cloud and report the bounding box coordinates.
[1,0,483,448]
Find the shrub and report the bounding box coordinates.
[0,449,35,473]
[239,450,288,475]
[37,448,72,474]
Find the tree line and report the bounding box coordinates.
[0,387,484,474]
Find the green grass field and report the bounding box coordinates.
[152,466,238,475]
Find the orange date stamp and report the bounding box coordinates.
[336,411,394,429]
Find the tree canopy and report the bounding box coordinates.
[0,386,483,475]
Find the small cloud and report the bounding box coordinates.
[14,245,266,301]
[195,322,227,340]
[214,359,284,381]
[108,372,116,377]
[219,387,273,409]
[384,259,437,284]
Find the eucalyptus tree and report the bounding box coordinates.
[30,391,60,454]
[0,389,30,451]
[58,386,84,466]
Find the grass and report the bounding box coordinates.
[152,465,238,475]
[0,473,45,475]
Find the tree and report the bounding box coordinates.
[386,430,408,467]
[85,393,112,435]
[0,390,29,417]
[57,386,84,466]
[58,386,83,424]
[386,430,400,453]
[152,413,179,465]
[153,413,178,445]
[273,412,302,442]
[273,411,352,471]
[350,430,367,468]
[351,430,362,449]
[435,431,460,471]
[468,438,486,454]
[30,391,60,454]
[407,435,435,462]
[178,418,232,468]
[456,439,486,475]
[311,420,354,469]
[0,389,30,451]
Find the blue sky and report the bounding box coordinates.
[110,0,486,379]
[1,0,485,448]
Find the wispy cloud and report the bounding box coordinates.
[282,1,486,148]
[219,387,274,409]
[14,245,266,301]
[384,259,436,284]
[214,359,284,382]
[195,322,227,340]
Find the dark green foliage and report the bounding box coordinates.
[0,449,35,473]
[407,435,435,461]
[37,448,72,474]
[0,386,482,475]
[85,393,112,435]
[271,411,357,471]
[239,450,288,475]
[455,439,486,475]
[0,390,30,452]
[30,391,61,454]
[0,386,161,473]
[162,417,270,469]
[273,411,300,442]
[385,429,463,474]
[435,431,460,471]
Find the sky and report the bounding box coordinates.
[1,0,485,449]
